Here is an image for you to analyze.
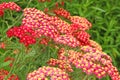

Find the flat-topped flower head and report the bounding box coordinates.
[0,2,21,11]
[22,8,60,38]
[54,35,80,47]
[69,16,92,30]
[53,8,71,19]
[89,40,102,51]
[72,31,90,46]
[47,58,73,72]
[27,66,70,80]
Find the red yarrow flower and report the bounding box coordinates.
[53,8,71,19]
[69,16,92,30]
[0,2,21,11]
[6,25,37,47]
[72,31,90,46]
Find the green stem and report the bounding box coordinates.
[4,53,20,80]
[8,0,33,28]
[83,75,89,80]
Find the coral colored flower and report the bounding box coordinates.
[54,35,80,47]
[53,8,70,19]
[69,16,92,30]
[39,38,49,45]
[47,58,73,72]
[22,8,60,38]
[72,31,90,46]
[27,66,70,80]
[89,40,102,51]
[50,16,71,34]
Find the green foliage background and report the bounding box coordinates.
[0,0,120,80]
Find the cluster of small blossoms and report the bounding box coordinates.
[22,8,92,47]
[58,48,83,63]
[79,46,120,79]
[50,16,71,34]
[47,58,73,72]
[55,46,120,79]
[0,2,21,16]
[39,38,49,45]
[27,66,70,80]
[89,40,102,51]
[107,65,120,80]
[22,8,60,39]
[54,35,80,47]
[0,69,19,80]
[47,48,83,73]
[69,16,92,31]
[53,8,71,19]
[6,25,36,46]
[72,31,90,46]
[0,2,21,11]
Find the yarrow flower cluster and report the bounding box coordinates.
[50,16,71,34]
[0,2,21,16]
[20,8,92,47]
[6,25,36,46]
[54,35,80,47]
[53,8,71,19]
[0,69,19,80]
[47,58,73,72]
[89,40,102,51]
[27,66,70,80]
[72,31,90,46]
[69,16,92,31]
[47,46,120,80]
[79,46,120,79]
[47,48,83,72]
[22,8,60,39]
[4,2,120,80]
